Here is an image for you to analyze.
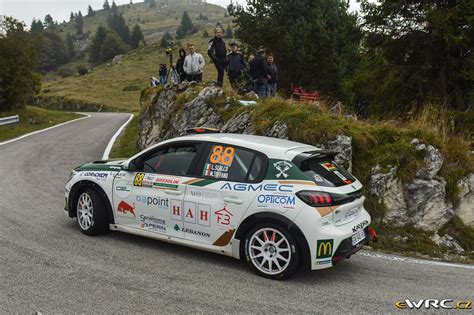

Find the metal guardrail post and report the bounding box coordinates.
[0,115,20,128]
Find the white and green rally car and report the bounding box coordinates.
[65,132,373,279]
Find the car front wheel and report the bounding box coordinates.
[76,188,107,235]
[244,223,301,279]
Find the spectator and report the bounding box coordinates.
[249,46,270,98]
[159,63,167,85]
[183,44,205,82]
[266,54,278,97]
[240,54,255,94]
[169,64,180,85]
[208,27,227,86]
[227,42,246,90]
[176,48,187,83]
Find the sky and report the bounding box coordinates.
[0,0,359,25]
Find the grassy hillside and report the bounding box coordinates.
[56,2,230,42]
[41,31,232,112]
[0,107,82,142]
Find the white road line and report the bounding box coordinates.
[359,251,474,270]
[102,114,134,160]
[0,114,91,146]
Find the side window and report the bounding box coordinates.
[140,144,198,175]
[201,144,264,182]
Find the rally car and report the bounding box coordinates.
[64,132,373,279]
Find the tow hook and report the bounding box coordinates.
[368,227,378,243]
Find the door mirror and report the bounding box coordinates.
[121,160,132,171]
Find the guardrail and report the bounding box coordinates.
[0,115,19,126]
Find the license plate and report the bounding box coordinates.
[352,229,366,246]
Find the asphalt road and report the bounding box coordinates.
[0,113,473,313]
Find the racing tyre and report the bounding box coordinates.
[75,188,108,236]
[244,223,301,280]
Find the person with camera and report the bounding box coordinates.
[183,44,205,82]
[249,46,270,98]
[208,27,227,86]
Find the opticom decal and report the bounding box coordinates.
[257,194,296,209]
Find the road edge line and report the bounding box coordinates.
[0,113,91,147]
[102,113,134,160]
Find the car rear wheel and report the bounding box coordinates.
[244,223,301,279]
[76,188,107,235]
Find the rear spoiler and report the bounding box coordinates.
[291,149,340,167]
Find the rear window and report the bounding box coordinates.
[298,157,355,187]
[201,144,264,182]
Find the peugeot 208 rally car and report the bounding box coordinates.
[64,132,372,279]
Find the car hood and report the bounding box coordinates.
[74,159,127,172]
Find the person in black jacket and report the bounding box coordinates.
[208,27,227,86]
[176,48,187,83]
[227,43,246,91]
[249,46,270,98]
[266,53,278,97]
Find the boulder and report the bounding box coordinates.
[264,121,288,139]
[413,140,443,180]
[455,173,474,227]
[431,233,465,253]
[318,135,352,171]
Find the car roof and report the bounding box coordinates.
[155,133,318,160]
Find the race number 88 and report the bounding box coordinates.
[134,173,145,186]
[210,145,235,166]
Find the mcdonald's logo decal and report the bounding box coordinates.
[316,239,333,259]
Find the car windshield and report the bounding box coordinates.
[298,156,355,187]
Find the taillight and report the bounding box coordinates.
[297,191,333,207]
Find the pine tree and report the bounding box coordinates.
[89,26,107,63]
[130,24,144,49]
[100,30,129,61]
[160,31,173,48]
[66,33,75,58]
[87,5,95,16]
[107,13,130,44]
[224,25,233,38]
[30,19,44,34]
[103,0,110,10]
[43,14,55,29]
[75,11,84,36]
[111,1,118,13]
[176,11,194,39]
[69,12,74,22]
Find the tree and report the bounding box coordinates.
[75,11,84,36]
[130,24,144,49]
[66,33,75,58]
[30,19,44,34]
[202,30,209,38]
[111,1,118,13]
[100,30,129,61]
[0,17,41,111]
[356,0,473,113]
[224,25,233,38]
[89,26,107,63]
[149,0,156,8]
[107,13,130,44]
[160,31,173,48]
[228,0,360,98]
[103,0,110,10]
[69,12,75,22]
[176,11,194,39]
[43,14,55,29]
[38,30,70,71]
[87,5,95,16]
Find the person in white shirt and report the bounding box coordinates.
[183,44,205,82]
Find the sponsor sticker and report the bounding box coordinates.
[81,171,108,180]
[153,177,180,189]
[312,174,325,183]
[117,200,136,218]
[352,220,369,233]
[320,162,336,171]
[256,194,296,209]
[315,259,331,265]
[114,181,133,199]
[316,239,333,259]
[214,204,233,227]
[135,195,169,209]
[188,189,218,199]
[139,214,166,233]
[174,224,211,238]
[273,161,293,179]
[220,183,293,192]
[203,163,229,179]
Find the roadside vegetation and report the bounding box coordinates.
[0,107,82,142]
[109,116,139,159]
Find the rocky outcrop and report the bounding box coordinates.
[369,139,457,231]
[456,174,474,226]
[431,233,465,253]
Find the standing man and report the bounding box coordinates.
[183,44,205,82]
[208,27,227,86]
[266,54,278,97]
[249,46,270,98]
[227,42,246,91]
